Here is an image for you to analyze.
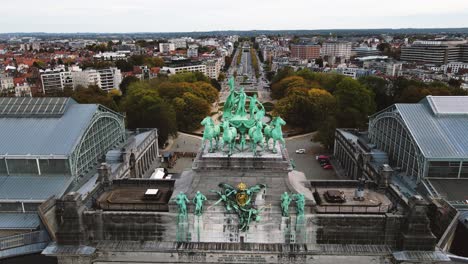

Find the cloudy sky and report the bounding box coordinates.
[1,0,468,33]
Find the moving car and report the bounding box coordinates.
[323,164,333,170]
[295,148,306,154]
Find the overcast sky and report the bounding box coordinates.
[1,0,468,33]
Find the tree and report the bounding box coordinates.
[72,85,119,111]
[313,116,337,150]
[121,83,177,145]
[176,93,211,131]
[218,72,226,82]
[333,78,375,128]
[358,76,393,111]
[119,76,140,96]
[271,76,307,99]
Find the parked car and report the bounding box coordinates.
[295,148,306,154]
[323,164,333,170]
[316,155,330,161]
[319,160,330,167]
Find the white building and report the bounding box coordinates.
[161,64,207,76]
[40,70,74,95]
[0,76,14,92]
[168,38,187,49]
[203,58,224,79]
[93,52,127,61]
[321,41,352,60]
[363,61,403,77]
[443,62,468,74]
[15,83,32,97]
[72,70,101,89]
[187,45,199,58]
[159,43,176,53]
[97,68,122,92]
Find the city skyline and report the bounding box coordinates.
[1,0,468,33]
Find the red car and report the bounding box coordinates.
[323,164,333,170]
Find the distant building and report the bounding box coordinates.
[40,69,73,95]
[290,44,321,60]
[169,38,187,49]
[322,41,352,61]
[363,60,403,77]
[161,63,207,76]
[159,43,176,53]
[187,45,199,58]
[352,46,381,57]
[336,67,374,79]
[93,52,126,61]
[72,69,101,89]
[203,57,224,79]
[97,67,122,92]
[0,75,14,94]
[15,83,32,97]
[401,41,468,65]
[442,62,468,74]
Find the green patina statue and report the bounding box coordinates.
[248,121,264,156]
[193,191,207,216]
[202,76,286,156]
[234,87,248,117]
[211,182,266,232]
[270,116,286,153]
[201,116,220,152]
[280,192,292,217]
[174,192,190,218]
[292,193,305,217]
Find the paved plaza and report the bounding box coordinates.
[162,132,339,181]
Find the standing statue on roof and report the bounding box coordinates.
[234,87,247,117]
[174,192,190,218]
[281,192,292,217]
[223,77,238,120]
[193,191,207,216]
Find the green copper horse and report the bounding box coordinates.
[270,116,286,153]
[221,121,237,156]
[201,116,220,152]
[248,121,264,156]
[263,123,273,150]
[193,191,207,216]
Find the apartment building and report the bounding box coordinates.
[161,63,207,75]
[40,70,73,95]
[203,57,224,79]
[72,69,101,88]
[159,43,176,53]
[187,45,199,58]
[290,44,321,60]
[97,67,122,92]
[321,41,352,60]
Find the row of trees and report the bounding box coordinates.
[250,47,260,79]
[271,67,468,149]
[64,72,218,144]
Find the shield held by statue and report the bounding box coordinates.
[236,191,249,207]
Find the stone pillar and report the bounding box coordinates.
[379,164,393,189]
[400,195,437,250]
[55,192,88,245]
[97,163,111,188]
